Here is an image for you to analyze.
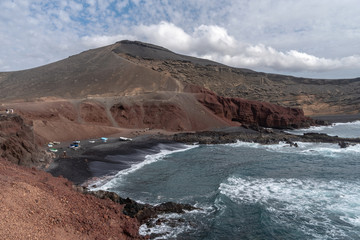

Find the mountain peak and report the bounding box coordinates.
[115,40,173,53]
[112,40,220,66]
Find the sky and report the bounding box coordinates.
[1,0,360,79]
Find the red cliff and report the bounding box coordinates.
[186,85,313,128]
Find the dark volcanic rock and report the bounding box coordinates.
[338,141,350,148]
[173,127,360,145]
[89,190,197,224]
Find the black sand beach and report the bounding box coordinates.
[47,135,177,185]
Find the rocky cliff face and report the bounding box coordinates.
[110,101,190,131]
[0,114,51,167]
[186,85,313,128]
[109,86,312,130]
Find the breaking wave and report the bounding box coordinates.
[220,176,360,239]
[287,120,360,138]
[89,144,198,191]
[227,140,360,158]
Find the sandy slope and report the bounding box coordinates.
[0,157,143,240]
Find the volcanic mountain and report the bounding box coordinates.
[1,40,359,142]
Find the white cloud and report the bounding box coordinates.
[116,0,129,12]
[0,0,360,78]
[135,22,192,52]
[132,22,360,74]
[81,34,136,48]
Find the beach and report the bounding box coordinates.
[47,134,177,185]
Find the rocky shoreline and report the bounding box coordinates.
[172,125,360,145]
[49,123,360,238]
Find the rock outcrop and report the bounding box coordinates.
[186,85,313,128]
[0,114,51,167]
[89,190,197,224]
[172,128,360,145]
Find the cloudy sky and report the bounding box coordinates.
[1,0,360,79]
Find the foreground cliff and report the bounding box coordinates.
[0,157,142,239]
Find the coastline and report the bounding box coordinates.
[47,117,360,187]
[310,113,360,123]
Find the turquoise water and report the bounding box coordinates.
[93,123,360,239]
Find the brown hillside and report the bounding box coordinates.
[1,40,359,116]
[0,42,182,100]
[114,41,360,116]
[1,40,355,142]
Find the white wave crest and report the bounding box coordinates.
[89,144,198,191]
[287,120,360,138]
[139,213,192,239]
[139,207,209,239]
[219,176,360,238]
[227,140,360,157]
[332,120,360,127]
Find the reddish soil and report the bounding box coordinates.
[1,85,312,145]
[187,85,312,128]
[80,100,112,126]
[0,157,143,239]
[0,114,52,167]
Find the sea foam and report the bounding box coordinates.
[287,120,360,138]
[227,140,360,158]
[139,212,194,239]
[219,176,360,239]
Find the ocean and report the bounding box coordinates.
[91,121,360,239]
